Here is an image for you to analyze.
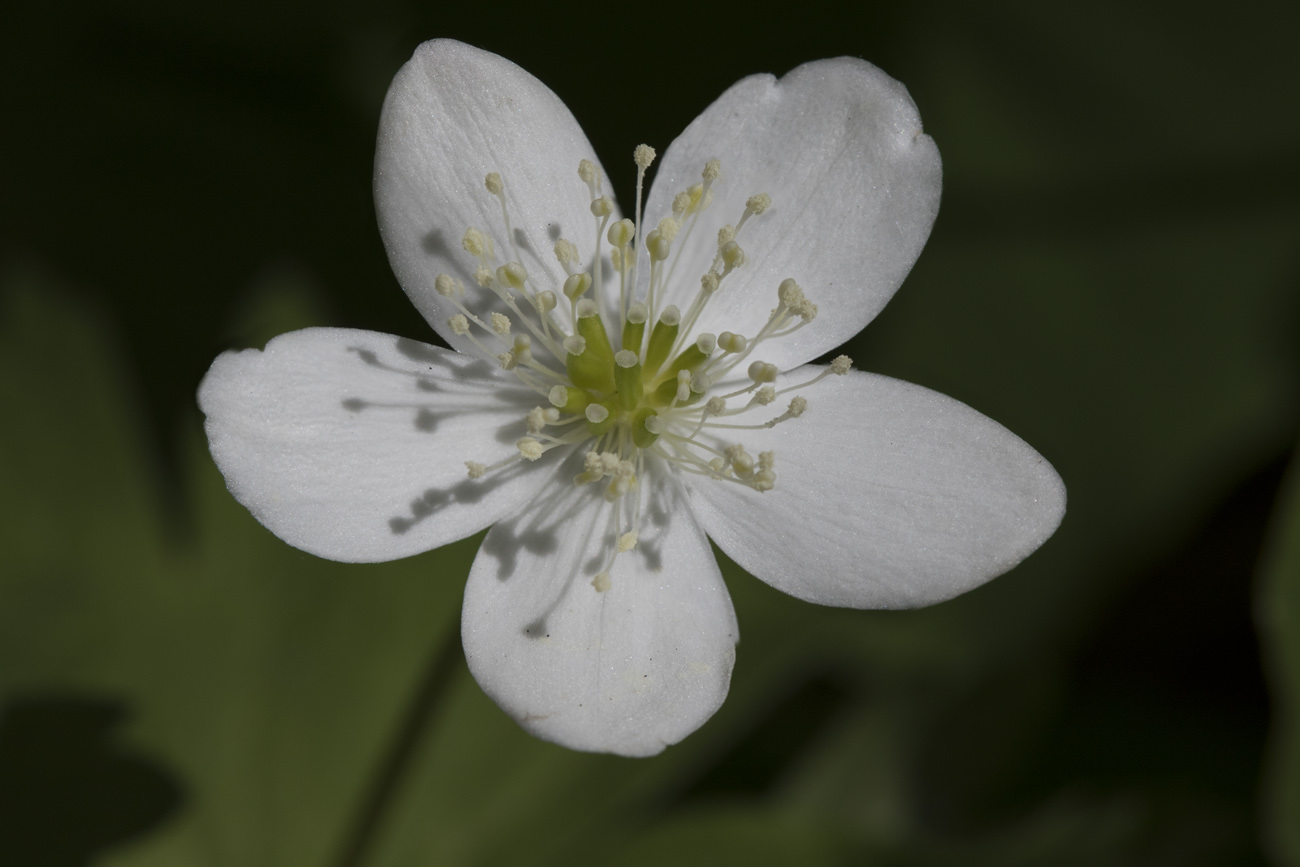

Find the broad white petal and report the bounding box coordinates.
[199,328,557,562]
[462,460,738,756]
[642,57,941,368]
[375,40,610,356]
[686,368,1064,608]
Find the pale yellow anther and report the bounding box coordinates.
[535,290,557,313]
[718,331,746,353]
[609,247,622,269]
[584,451,603,474]
[590,196,613,218]
[465,461,487,479]
[563,272,592,300]
[462,227,488,256]
[434,273,459,298]
[607,218,634,248]
[527,406,548,433]
[657,217,680,243]
[516,437,544,460]
[491,312,511,336]
[448,314,470,336]
[645,229,671,262]
[563,335,587,355]
[788,396,808,417]
[473,265,493,287]
[758,451,776,471]
[544,407,560,423]
[578,159,597,184]
[717,224,736,245]
[706,396,727,415]
[600,453,621,475]
[484,172,504,195]
[585,403,609,424]
[755,385,776,405]
[676,383,691,403]
[778,278,804,307]
[702,159,722,181]
[617,531,639,552]
[497,262,528,290]
[591,572,611,593]
[497,352,516,370]
[690,372,712,394]
[720,240,745,271]
[511,334,532,362]
[672,191,692,218]
[634,144,656,169]
[753,471,776,492]
[553,238,579,267]
[796,299,818,321]
[746,193,772,215]
[685,182,712,213]
[701,272,720,294]
[748,361,778,383]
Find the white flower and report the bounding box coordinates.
[198,40,1065,756]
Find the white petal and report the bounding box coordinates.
[643,57,941,368]
[198,328,556,562]
[461,460,738,756]
[375,40,609,356]
[685,368,1064,608]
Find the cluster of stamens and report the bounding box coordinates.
[437,145,852,591]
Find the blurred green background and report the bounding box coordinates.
[2,0,1298,864]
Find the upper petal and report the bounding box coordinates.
[198,328,556,562]
[461,459,738,756]
[685,368,1065,608]
[374,40,608,356]
[643,57,942,368]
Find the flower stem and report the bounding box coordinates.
[331,623,462,867]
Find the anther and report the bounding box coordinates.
[748,361,779,383]
[434,273,460,297]
[448,314,470,336]
[590,196,613,218]
[526,407,548,433]
[701,272,720,294]
[720,240,745,272]
[634,144,656,169]
[554,238,579,268]
[496,262,528,290]
[465,461,486,479]
[473,266,492,287]
[491,313,511,336]
[645,229,671,262]
[484,172,504,194]
[607,219,634,248]
[831,355,853,375]
[462,227,489,256]
[718,331,746,353]
[592,572,611,593]
[717,225,736,246]
[535,291,557,313]
[563,273,591,300]
[516,438,544,461]
[617,531,639,552]
[745,193,772,215]
[778,278,804,307]
[578,159,597,184]
[702,159,722,181]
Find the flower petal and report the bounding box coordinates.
[643,57,942,368]
[685,368,1064,608]
[461,459,738,756]
[198,328,556,562]
[375,40,610,358]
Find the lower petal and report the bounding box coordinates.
[461,460,738,756]
[198,328,554,562]
[686,368,1066,608]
